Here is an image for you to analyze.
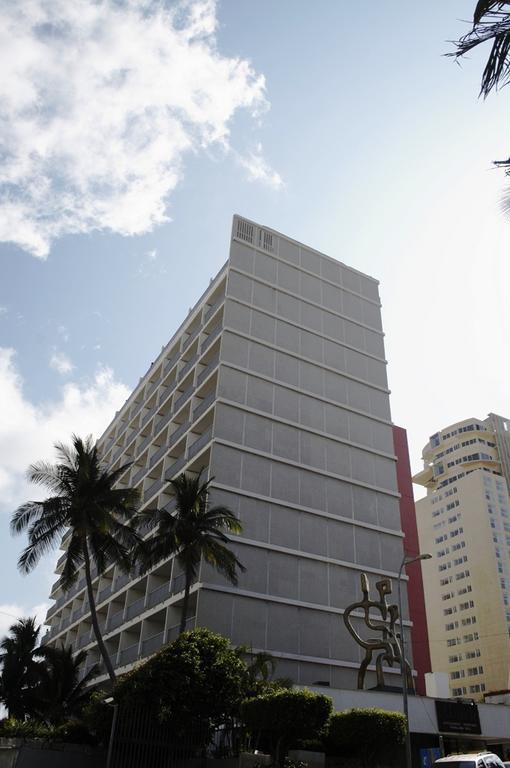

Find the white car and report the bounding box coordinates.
[434,753,505,768]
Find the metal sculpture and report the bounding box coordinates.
[343,572,413,690]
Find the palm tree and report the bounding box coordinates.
[0,616,42,719]
[33,645,98,724]
[11,435,141,683]
[452,1,510,98]
[137,471,245,633]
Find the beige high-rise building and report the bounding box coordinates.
[414,414,510,700]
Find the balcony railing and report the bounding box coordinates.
[98,584,112,603]
[165,456,187,481]
[148,582,170,609]
[188,430,212,460]
[163,352,180,377]
[149,442,168,469]
[197,356,219,387]
[171,573,186,594]
[126,596,145,621]
[174,385,194,414]
[107,609,125,632]
[119,643,140,667]
[132,464,147,485]
[137,432,153,457]
[192,393,215,423]
[114,573,130,592]
[77,632,91,649]
[177,355,198,383]
[141,631,165,657]
[182,326,201,353]
[201,321,222,353]
[141,402,158,428]
[168,420,190,448]
[146,378,160,399]
[143,477,164,503]
[204,296,223,323]
[154,410,172,436]
[166,616,195,645]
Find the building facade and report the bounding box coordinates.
[44,215,410,689]
[393,425,431,695]
[414,414,510,699]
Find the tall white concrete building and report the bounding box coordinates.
[44,216,407,689]
[414,414,510,699]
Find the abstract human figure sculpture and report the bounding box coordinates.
[343,572,413,690]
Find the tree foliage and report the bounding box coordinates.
[0,617,43,719]
[241,688,332,766]
[323,708,406,768]
[11,434,141,682]
[114,628,248,733]
[137,470,244,633]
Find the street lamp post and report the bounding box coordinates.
[397,552,432,768]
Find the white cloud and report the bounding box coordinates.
[0,602,50,640]
[237,143,284,189]
[0,347,131,511]
[0,0,273,258]
[49,349,74,375]
[0,307,7,316]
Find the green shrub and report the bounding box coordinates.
[81,692,113,746]
[241,688,332,766]
[323,708,406,768]
[52,720,96,745]
[0,718,49,739]
[114,628,247,735]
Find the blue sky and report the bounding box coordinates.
[1,0,510,627]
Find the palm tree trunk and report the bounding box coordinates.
[83,540,116,683]
[179,566,192,634]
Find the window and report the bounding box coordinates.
[467,665,483,676]
[450,670,465,679]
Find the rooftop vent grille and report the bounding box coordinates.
[236,218,254,244]
[258,229,275,253]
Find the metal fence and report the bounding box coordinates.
[108,706,241,768]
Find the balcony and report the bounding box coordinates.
[114,572,130,592]
[146,378,160,399]
[141,631,165,657]
[168,420,190,449]
[77,632,91,649]
[164,352,180,377]
[188,430,212,460]
[201,321,222,353]
[197,356,219,387]
[166,616,195,645]
[107,608,125,632]
[143,477,164,503]
[182,326,201,354]
[165,456,187,481]
[137,432,153,456]
[132,464,148,485]
[119,643,140,667]
[131,399,144,419]
[177,355,198,383]
[192,393,215,423]
[154,410,172,436]
[204,296,223,323]
[98,584,112,603]
[174,385,194,414]
[148,582,170,609]
[126,596,145,621]
[171,573,186,594]
[141,402,158,429]
[149,443,168,469]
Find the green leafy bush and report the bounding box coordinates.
[81,692,113,746]
[323,708,406,768]
[241,688,332,766]
[0,717,96,745]
[114,628,247,735]
[0,718,49,739]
